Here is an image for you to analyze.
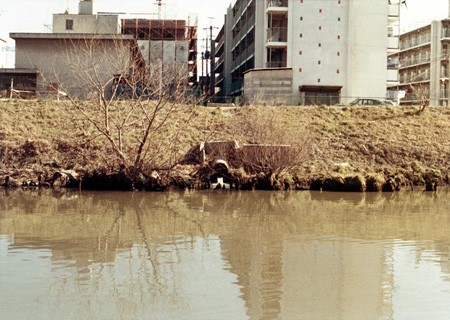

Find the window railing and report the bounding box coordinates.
[443,29,450,38]
[399,56,430,68]
[267,0,288,8]
[400,35,431,50]
[388,62,398,69]
[267,27,288,42]
[231,79,243,94]
[266,61,286,68]
[401,73,431,83]
[388,3,400,17]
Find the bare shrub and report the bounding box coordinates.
[409,83,429,112]
[232,107,311,174]
[247,90,288,107]
[40,36,196,182]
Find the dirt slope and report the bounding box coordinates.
[1,100,449,190]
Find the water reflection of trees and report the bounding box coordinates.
[3,189,450,318]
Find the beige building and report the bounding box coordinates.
[1,0,197,99]
[53,0,121,34]
[2,0,135,99]
[215,0,400,105]
[11,33,136,99]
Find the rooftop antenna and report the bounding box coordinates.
[43,24,53,32]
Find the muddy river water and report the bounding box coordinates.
[2,189,450,319]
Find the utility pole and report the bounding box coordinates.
[210,25,216,97]
[201,49,205,94]
[204,30,209,97]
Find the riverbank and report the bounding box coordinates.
[1,100,449,191]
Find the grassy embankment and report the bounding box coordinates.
[1,99,449,191]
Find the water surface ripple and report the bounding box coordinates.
[1,189,450,320]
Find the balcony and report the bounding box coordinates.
[387,69,398,82]
[388,58,398,69]
[266,0,288,13]
[215,56,224,73]
[231,79,243,95]
[399,56,431,69]
[401,73,430,83]
[215,73,224,86]
[388,37,399,50]
[266,61,286,68]
[400,35,431,51]
[442,29,450,38]
[266,27,287,46]
[215,39,225,57]
[388,3,400,17]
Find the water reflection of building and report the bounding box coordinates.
[5,190,450,318]
[217,192,395,319]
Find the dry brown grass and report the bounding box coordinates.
[2,100,450,186]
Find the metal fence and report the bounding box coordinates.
[208,94,404,107]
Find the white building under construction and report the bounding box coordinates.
[214,0,400,105]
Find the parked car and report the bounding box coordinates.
[348,98,396,106]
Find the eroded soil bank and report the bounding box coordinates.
[1,100,449,192]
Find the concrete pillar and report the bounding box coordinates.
[430,21,441,106]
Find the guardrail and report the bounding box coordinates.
[267,0,288,8]
[267,27,288,42]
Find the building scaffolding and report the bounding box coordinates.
[121,17,198,84]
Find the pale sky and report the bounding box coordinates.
[0,0,231,44]
[0,0,449,67]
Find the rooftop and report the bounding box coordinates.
[10,33,135,40]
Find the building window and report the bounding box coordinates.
[299,68,302,72]
[337,52,340,56]
[337,35,341,39]
[299,51,302,55]
[319,26,322,30]
[300,33,303,38]
[318,61,321,65]
[300,17,303,21]
[319,9,322,13]
[318,43,321,47]
[66,19,73,30]
[337,70,340,74]
[318,78,321,83]
[338,17,341,21]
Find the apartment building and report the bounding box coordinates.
[215,0,400,105]
[396,19,450,106]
